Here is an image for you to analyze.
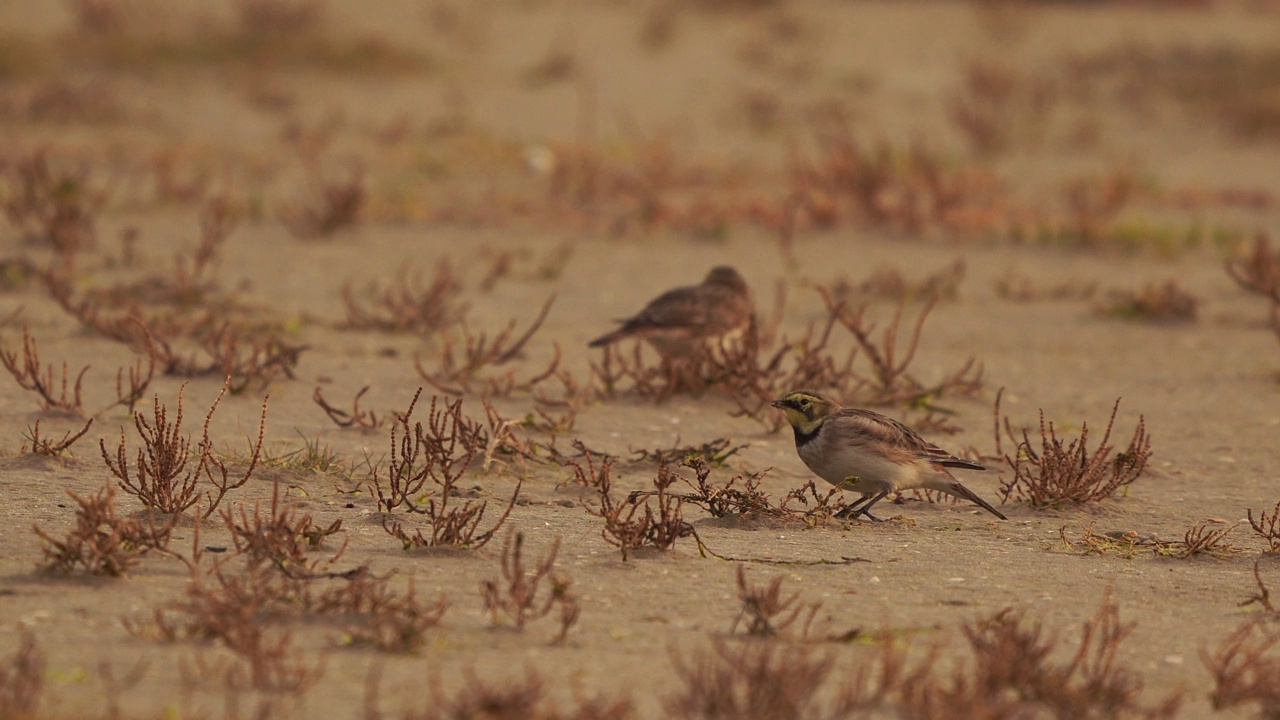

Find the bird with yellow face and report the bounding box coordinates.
[772,389,1006,521]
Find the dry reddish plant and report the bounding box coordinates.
[1161,522,1241,559]
[1249,501,1280,553]
[194,325,307,393]
[34,484,177,576]
[101,381,267,518]
[414,295,557,396]
[825,259,967,306]
[1241,561,1275,614]
[559,441,615,491]
[92,196,239,308]
[479,531,580,643]
[109,355,155,414]
[335,575,448,653]
[1056,524,1143,559]
[0,326,86,414]
[787,119,1005,236]
[396,667,636,720]
[221,482,345,569]
[164,568,327,693]
[371,389,483,513]
[0,630,44,720]
[1060,169,1138,247]
[948,58,1058,156]
[374,391,521,550]
[0,326,155,416]
[1226,233,1280,306]
[1204,621,1280,717]
[174,197,239,302]
[341,261,466,334]
[630,437,747,467]
[665,639,854,719]
[314,385,385,430]
[674,593,1181,719]
[778,480,851,528]
[237,0,326,36]
[671,457,781,519]
[730,566,822,640]
[49,299,304,393]
[994,273,1098,302]
[822,290,983,404]
[1058,521,1240,559]
[995,392,1151,508]
[21,417,93,456]
[1094,280,1200,323]
[907,596,1181,719]
[0,148,104,257]
[283,169,366,239]
[135,555,446,658]
[588,459,702,560]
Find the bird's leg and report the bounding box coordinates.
[834,492,872,519]
[835,490,886,521]
[844,491,890,522]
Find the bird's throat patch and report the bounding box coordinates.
[792,424,820,448]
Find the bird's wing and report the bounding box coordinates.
[620,286,708,331]
[834,407,983,470]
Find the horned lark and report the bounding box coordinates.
[772,390,1006,521]
[588,265,753,356]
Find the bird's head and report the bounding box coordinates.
[771,390,837,433]
[703,266,749,295]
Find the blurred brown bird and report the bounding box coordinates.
[588,266,753,356]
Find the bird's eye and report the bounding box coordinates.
[797,398,809,408]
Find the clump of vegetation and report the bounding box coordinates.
[1094,280,1200,323]
[995,392,1151,508]
[0,148,103,256]
[0,630,44,720]
[676,458,781,520]
[1058,521,1240,559]
[1,325,155,416]
[630,437,747,467]
[313,385,386,430]
[587,459,702,560]
[824,259,966,306]
[373,390,521,549]
[994,273,1098,302]
[220,482,345,568]
[0,326,86,414]
[665,639,853,719]
[730,566,830,641]
[1248,501,1280,553]
[20,417,92,456]
[34,484,178,576]
[383,667,635,720]
[1226,233,1280,307]
[341,261,465,335]
[1204,621,1280,717]
[948,58,1058,156]
[100,381,267,518]
[673,591,1178,718]
[479,531,580,643]
[414,294,556,396]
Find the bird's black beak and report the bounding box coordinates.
[771,399,788,410]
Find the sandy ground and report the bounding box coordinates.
[3,0,1280,717]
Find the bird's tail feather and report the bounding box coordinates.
[927,474,1007,520]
